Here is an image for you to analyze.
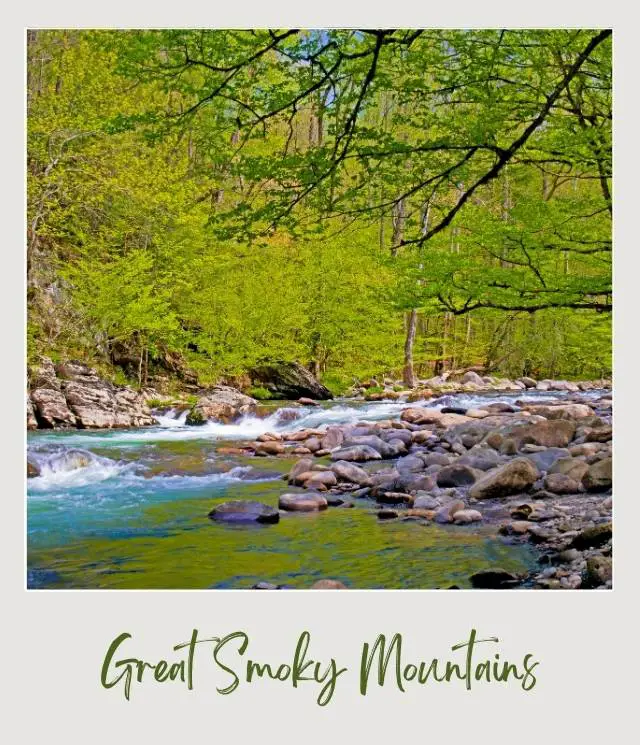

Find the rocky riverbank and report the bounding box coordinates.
[26,358,613,589]
[211,388,612,589]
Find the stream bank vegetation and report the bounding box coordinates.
[27,29,611,394]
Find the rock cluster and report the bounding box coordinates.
[226,385,612,589]
[27,358,155,429]
[350,373,611,401]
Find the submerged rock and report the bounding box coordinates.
[469,569,521,589]
[208,500,280,524]
[279,493,328,512]
[311,579,347,589]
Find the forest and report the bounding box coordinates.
[27,29,612,394]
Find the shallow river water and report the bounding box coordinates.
[26,391,579,590]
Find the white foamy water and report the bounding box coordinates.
[28,389,594,449]
[28,448,134,492]
[27,440,272,499]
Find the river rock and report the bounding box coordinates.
[298,397,320,406]
[321,426,344,450]
[510,419,576,448]
[523,403,594,420]
[524,447,570,472]
[187,386,257,424]
[543,473,581,494]
[254,441,285,456]
[289,458,315,483]
[461,370,485,386]
[311,579,347,589]
[400,473,437,492]
[458,450,502,471]
[470,569,521,588]
[452,509,482,524]
[570,523,612,550]
[413,493,440,509]
[30,387,77,428]
[26,396,38,430]
[376,491,414,506]
[434,499,465,524]
[249,361,332,400]
[436,464,478,487]
[208,500,280,524]
[330,445,382,462]
[583,556,613,588]
[30,360,154,429]
[279,493,328,512]
[584,425,613,443]
[342,435,396,458]
[549,457,589,482]
[27,459,40,478]
[330,461,372,486]
[519,376,537,388]
[582,458,612,492]
[469,458,539,500]
[401,408,470,428]
[466,408,490,419]
[569,443,603,457]
[302,471,338,489]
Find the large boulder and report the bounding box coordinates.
[522,403,594,420]
[549,457,589,482]
[187,386,257,424]
[28,358,155,429]
[461,370,485,386]
[508,419,576,448]
[30,387,77,428]
[29,357,77,428]
[469,458,539,500]
[208,500,280,524]
[331,461,372,486]
[250,361,333,400]
[63,377,155,428]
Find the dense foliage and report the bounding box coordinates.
[27,29,612,392]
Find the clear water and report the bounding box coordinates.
[27,391,584,589]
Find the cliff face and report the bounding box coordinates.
[27,358,155,430]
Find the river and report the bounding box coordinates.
[26,390,587,590]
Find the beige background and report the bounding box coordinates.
[6,2,636,742]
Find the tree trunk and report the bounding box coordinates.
[402,309,418,388]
